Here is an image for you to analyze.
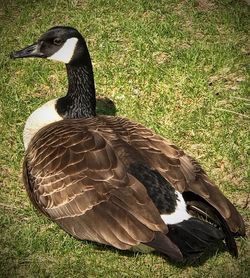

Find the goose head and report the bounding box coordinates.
[10,26,89,65]
[11,26,96,149]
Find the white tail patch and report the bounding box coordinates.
[48,37,78,63]
[23,99,63,150]
[161,192,191,225]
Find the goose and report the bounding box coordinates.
[10,26,245,262]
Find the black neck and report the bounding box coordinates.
[56,59,96,118]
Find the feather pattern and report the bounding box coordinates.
[23,116,245,255]
[12,26,245,261]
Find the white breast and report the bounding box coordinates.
[23,99,63,150]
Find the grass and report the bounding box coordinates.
[0,0,249,277]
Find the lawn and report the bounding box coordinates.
[0,0,249,277]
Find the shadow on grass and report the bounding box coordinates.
[96,97,117,116]
[83,238,229,268]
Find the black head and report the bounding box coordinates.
[10,26,89,65]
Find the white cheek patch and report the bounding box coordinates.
[160,192,191,225]
[48,37,78,63]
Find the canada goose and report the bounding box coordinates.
[11,26,245,262]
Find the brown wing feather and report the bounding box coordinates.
[23,118,183,259]
[23,115,244,257]
[98,116,245,234]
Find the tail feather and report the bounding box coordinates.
[167,218,225,258]
[218,213,238,257]
[145,232,183,261]
[186,199,238,257]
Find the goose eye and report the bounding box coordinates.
[53,38,62,45]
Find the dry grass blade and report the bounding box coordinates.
[230,97,250,102]
[0,202,19,210]
[214,108,250,119]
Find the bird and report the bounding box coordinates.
[10,26,245,262]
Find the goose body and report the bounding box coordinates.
[11,26,245,262]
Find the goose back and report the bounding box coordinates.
[23,115,245,251]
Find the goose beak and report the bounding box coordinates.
[10,42,45,59]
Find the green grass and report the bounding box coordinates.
[0,0,249,277]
